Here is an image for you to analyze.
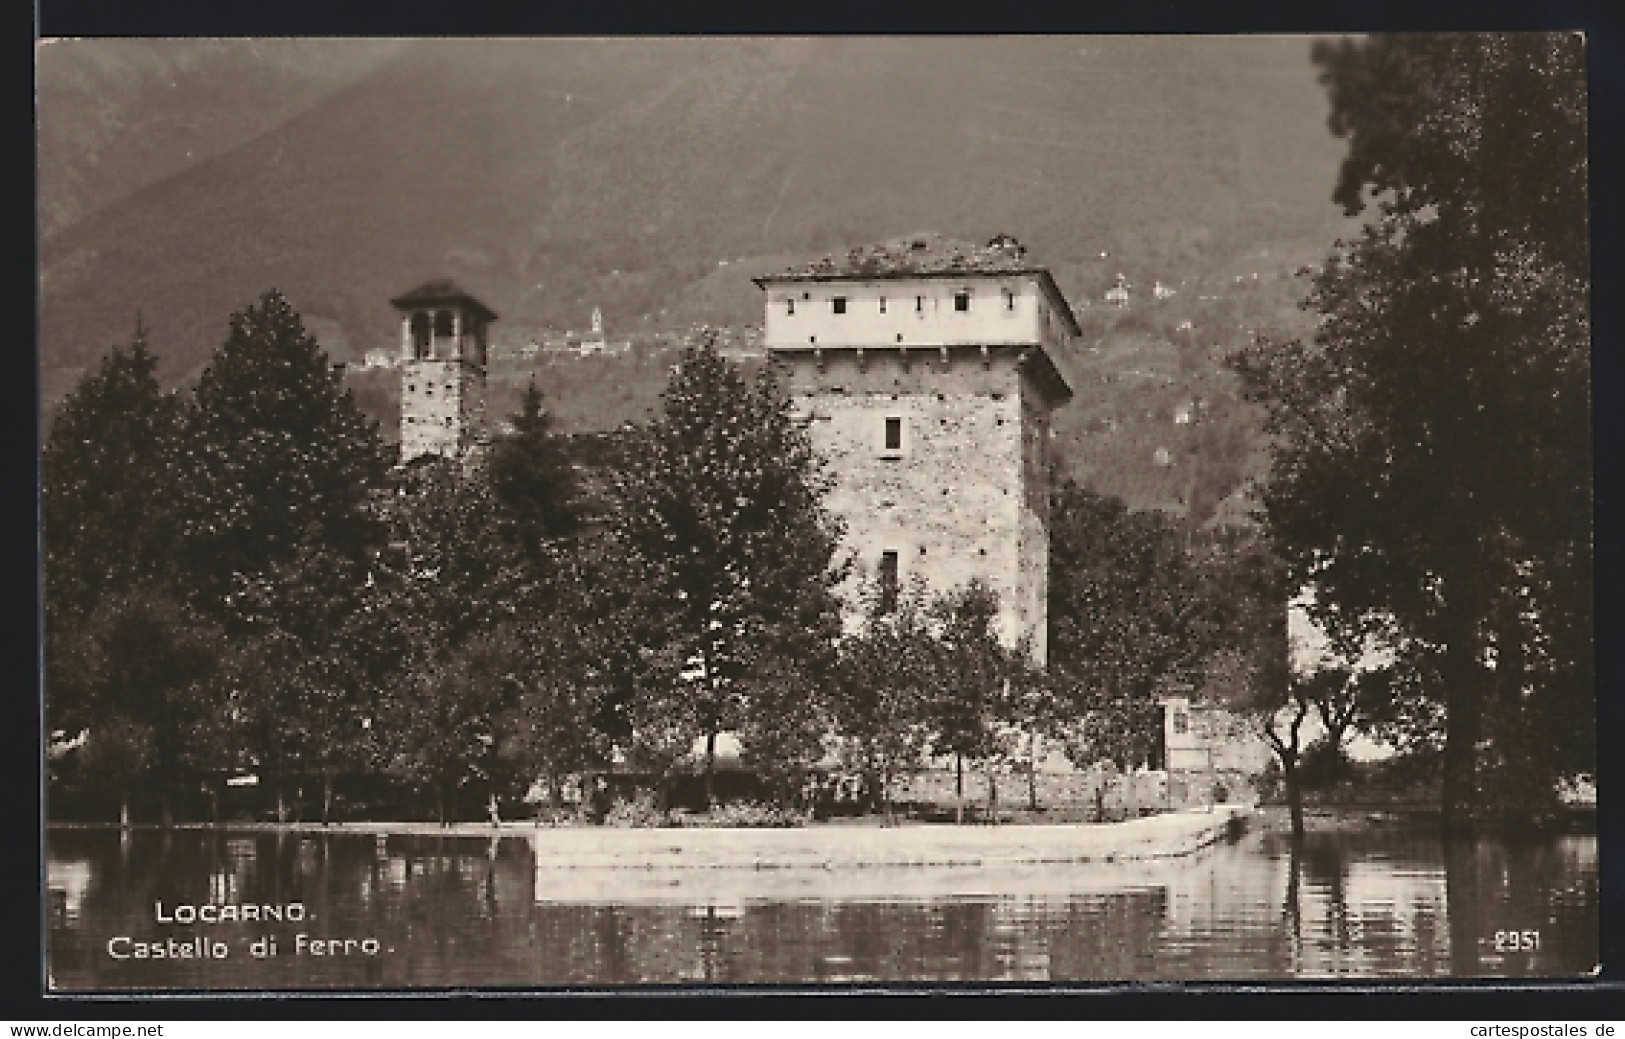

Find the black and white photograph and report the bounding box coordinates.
[37,34,1596,990]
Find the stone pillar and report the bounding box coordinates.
[453,312,463,359]
[400,315,412,361]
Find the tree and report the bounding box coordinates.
[374,631,520,825]
[73,718,156,830]
[202,632,304,822]
[1235,35,1590,828]
[376,457,535,650]
[43,321,182,623]
[925,581,1029,823]
[210,487,403,823]
[488,377,579,558]
[169,290,388,624]
[49,590,224,824]
[833,579,940,823]
[1301,666,1396,787]
[365,458,537,822]
[734,657,832,809]
[1252,669,1323,842]
[497,611,617,817]
[613,336,846,805]
[1046,480,1211,770]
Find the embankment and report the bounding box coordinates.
[524,806,1253,902]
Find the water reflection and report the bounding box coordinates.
[46,823,1597,989]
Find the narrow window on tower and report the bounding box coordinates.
[879,297,887,314]
[1005,289,1016,311]
[832,296,847,314]
[916,295,925,313]
[786,298,795,316]
[883,415,903,457]
[954,291,971,312]
[878,551,900,614]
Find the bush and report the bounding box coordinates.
[669,800,809,828]
[530,803,598,828]
[601,791,668,828]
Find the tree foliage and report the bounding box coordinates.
[612,336,846,797]
[488,377,579,558]
[925,581,1036,812]
[49,590,224,820]
[1235,35,1591,825]
[169,290,388,623]
[361,458,537,820]
[497,611,618,812]
[373,629,521,824]
[1047,480,1213,769]
[42,322,182,622]
[833,579,940,818]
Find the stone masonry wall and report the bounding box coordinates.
[400,359,485,462]
[1017,390,1050,662]
[777,347,1049,659]
[885,765,1258,819]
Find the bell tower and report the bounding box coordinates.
[390,280,498,463]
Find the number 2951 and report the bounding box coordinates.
[1494,929,1541,952]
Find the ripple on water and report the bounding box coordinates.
[44,825,1598,988]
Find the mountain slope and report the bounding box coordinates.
[39,36,1354,518]
[37,38,405,240]
[40,37,1348,379]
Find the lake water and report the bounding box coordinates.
[46,819,1598,989]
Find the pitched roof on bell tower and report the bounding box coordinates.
[389,279,498,322]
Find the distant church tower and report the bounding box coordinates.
[754,234,1077,663]
[390,280,498,463]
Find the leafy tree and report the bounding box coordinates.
[489,377,580,558]
[1236,35,1590,828]
[613,336,846,804]
[169,290,388,624]
[201,632,302,821]
[377,457,535,649]
[1303,665,1394,775]
[497,612,617,817]
[43,321,182,623]
[925,581,1030,822]
[73,718,156,829]
[1046,480,1211,770]
[208,497,401,822]
[734,657,832,809]
[833,579,940,822]
[556,523,672,781]
[373,631,520,825]
[364,458,536,822]
[49,590,223,824]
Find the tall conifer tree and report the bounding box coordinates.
[168,290,388,625]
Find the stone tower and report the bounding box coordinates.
[390,280,498,463]
[754,233,1077,664]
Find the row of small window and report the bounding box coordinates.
[404,416,459,426]
[786,290,1016,316]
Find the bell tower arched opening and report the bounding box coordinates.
[389,280,499,463]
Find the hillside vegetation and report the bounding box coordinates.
[40,36,1354,518]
